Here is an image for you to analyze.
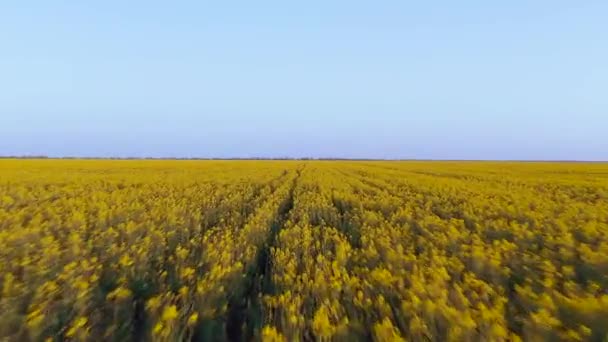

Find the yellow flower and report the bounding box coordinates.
[26,309,44,330]
[312,305,335,339]
[187,312,199,326]
[107,286,132,301]
[161,305,179,322]
[181,267,196,280]
[153,322,163,335]
[119,254,133,267]
[146,296,162,311]
[66,316,88,337]
[261,326,286,342]
[373,318,405,342]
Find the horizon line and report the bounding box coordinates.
[0,156,606,163]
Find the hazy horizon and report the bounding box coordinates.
[2,1,607,161]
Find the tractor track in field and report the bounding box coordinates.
[129,172,294,342]
[224,166,303,342]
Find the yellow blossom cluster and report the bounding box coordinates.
[0,160,299,340]
[261,162,608,341]
[1,159,607,341]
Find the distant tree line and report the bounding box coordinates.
[0,155,389,161]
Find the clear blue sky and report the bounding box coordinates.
[1,1,606,160]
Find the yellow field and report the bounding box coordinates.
[1,160,607,341]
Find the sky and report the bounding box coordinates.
[1,1,607,160]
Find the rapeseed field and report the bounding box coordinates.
[1,160,607,341]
